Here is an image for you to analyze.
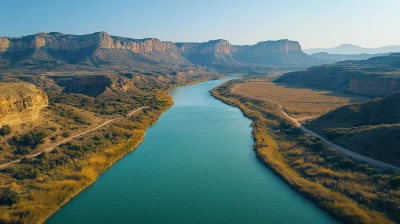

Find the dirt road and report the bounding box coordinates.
[0,106,149,169]
[279,105,400,172]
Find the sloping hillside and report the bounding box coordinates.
[275,53,400,96]
[307,92,400,166]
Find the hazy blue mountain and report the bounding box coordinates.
[304,44,400,55]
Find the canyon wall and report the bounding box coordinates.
[58,75,134,96]
[0,82,48,126]
[0,32,178,53]
[177,40,237,55]
[0,32,324,69]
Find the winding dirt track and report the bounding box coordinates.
[279,105,400,172]
[0,106,149,169]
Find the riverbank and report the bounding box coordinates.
[211,79,399,224]
[46,77,336,224]
[0,75,218,224]
[0,100,172,223]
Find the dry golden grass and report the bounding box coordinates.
[0,102,171,224]
[232,82,370,119]
[0,104,104,163]
[211,80,398,224]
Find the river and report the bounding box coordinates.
[47,78,337,224]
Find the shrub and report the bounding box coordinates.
[50,135,58,142]
[280,121,300,134]
[357,164,376,174]
[310,141,323,152]
[11,166,40,180]
[338,158,355,169]
[9,131,47,149]
[14,146,31,155]
[390,176,400,188]
[0,125,11,136]
[0,189,18,206]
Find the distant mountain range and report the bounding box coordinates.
[0,32,325,74]
[304,44,400,55]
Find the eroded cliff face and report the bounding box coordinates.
[0,32,323,69]
[0,82,48,126]
[0,32,178,53]
[59,75,134,96]
[348,78,400,96]
[177,40,236,55]
[239,39,302,54]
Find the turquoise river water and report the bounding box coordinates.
[47,78,337,224]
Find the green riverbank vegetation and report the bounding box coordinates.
[211,79,400,224]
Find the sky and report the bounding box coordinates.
[1,0,399,49]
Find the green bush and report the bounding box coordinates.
[0,125,12,136]
[0,189,18,206]
[9,131,47,149]
[310,141,323,152]
[10,166,40,180]
[14,146,31,155]
[338,158,355,169]
[390,176,400,188]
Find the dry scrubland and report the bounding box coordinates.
[212,79,400,224]
[232,82,370,119]
[0,93,172,223]
[0,75,216,223]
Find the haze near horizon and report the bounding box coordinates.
[1,0,399,49]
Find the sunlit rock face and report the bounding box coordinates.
[0,82,48,126]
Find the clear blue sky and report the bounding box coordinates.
[1,0,399,49]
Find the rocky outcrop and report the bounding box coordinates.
[233,39,323,66]
[0,32,178,54]
[58,75,134,96]
[0,82,48,126]
[175,40,239,66]
[176,39,323,67]
[18,76,62,91]
[177,39,236,55]
[0,32,326,70]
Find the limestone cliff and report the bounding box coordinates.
[0,82,48,126]
[0,32,325,71]
[177,40,236,55]
[175,40,240,66]
[0,32,178,54]
[233,39,322,66]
